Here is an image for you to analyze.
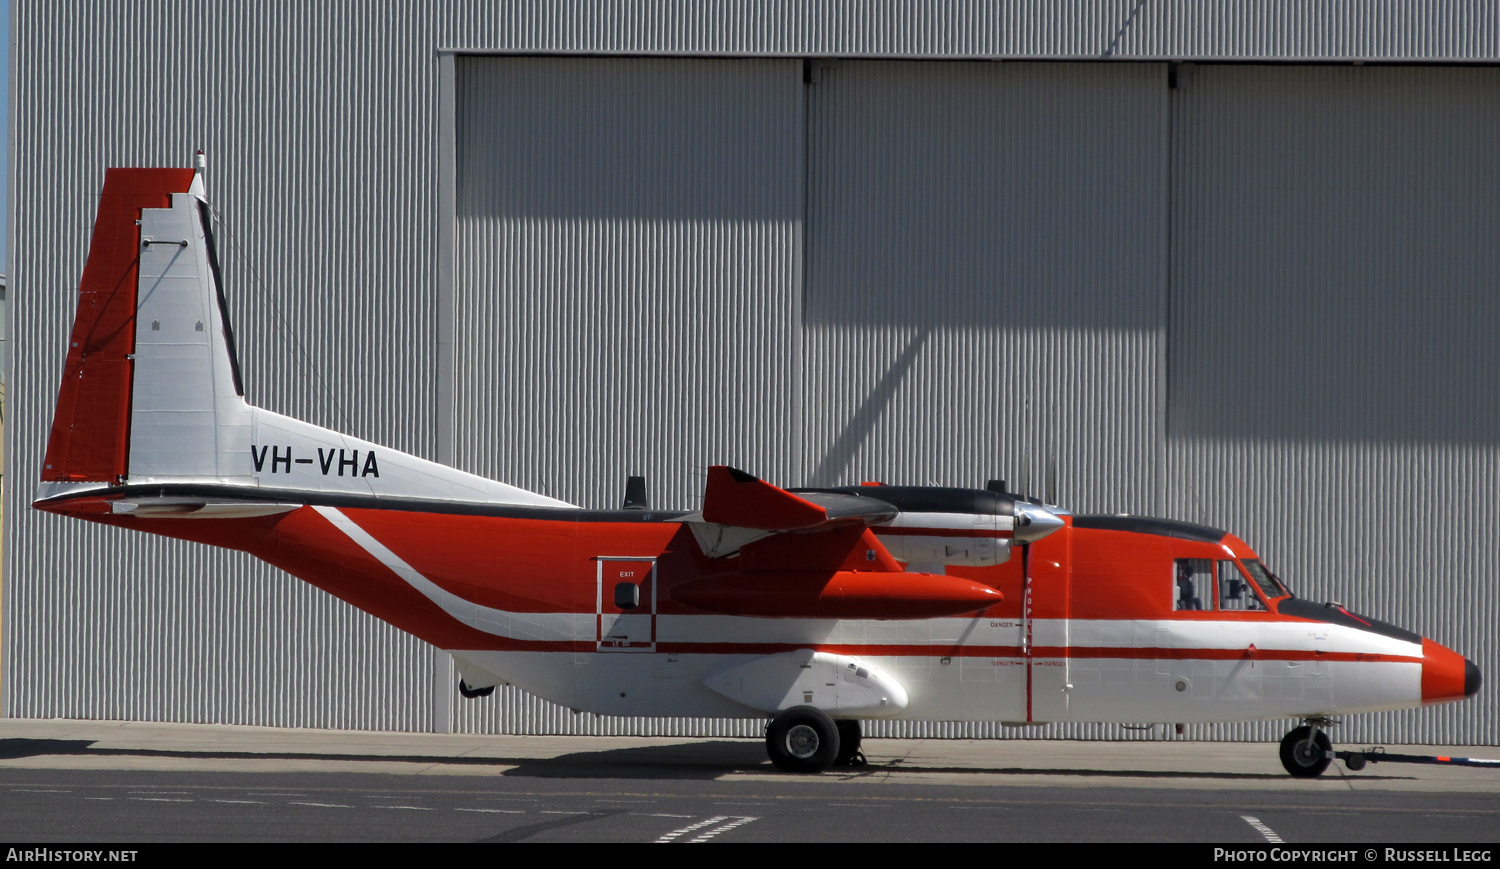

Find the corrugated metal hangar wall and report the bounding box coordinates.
[5,2,1499,745]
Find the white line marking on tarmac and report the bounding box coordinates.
[689,816,758,843]
[641,813,693,818]
[1241,815,1285,843]
[456,808,525,814]
[130,791,189,794]
[131,798,194,803]
[290,801,353,809]
[210,800,265,805]
[12,789,70,793]
[373,806,433,811]
[657,816,728,843]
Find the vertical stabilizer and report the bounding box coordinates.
[126,186,252,481]
[38,164,575,511]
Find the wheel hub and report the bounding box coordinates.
[786,723,821,759]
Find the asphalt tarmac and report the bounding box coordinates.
[1,719,1497,843]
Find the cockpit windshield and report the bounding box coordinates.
[1242,559,1292,599]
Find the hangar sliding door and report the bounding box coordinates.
[801,61,1168,512]
[1167,65,1500,744]
[801,61,1167,738]
[451,57,803,513]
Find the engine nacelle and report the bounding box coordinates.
[875,510,1011,569]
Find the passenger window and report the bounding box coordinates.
[1172,558,1213,611]
[1218,560,1267,611]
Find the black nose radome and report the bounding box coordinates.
[1466,659,1483,698]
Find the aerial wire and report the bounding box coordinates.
[201,198,356,435]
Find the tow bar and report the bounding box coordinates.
[1332,747,1500,771]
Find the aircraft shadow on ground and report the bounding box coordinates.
[0,737,764,781]
[824,764,1366,782]
[0,737,1411,782]
[497,741,770,779]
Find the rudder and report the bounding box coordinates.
[42,168,196,482]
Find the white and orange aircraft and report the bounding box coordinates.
[34,165,1480,776]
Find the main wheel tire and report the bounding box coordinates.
[766,706,840,773]
[1279,726,1332,778]
[834,720,864,766]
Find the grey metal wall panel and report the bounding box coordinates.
[450,57,802,511]
[1167,65,1500,745]
[801,60,1167,514]
[4,2,448,728]
[441,0,1500,62]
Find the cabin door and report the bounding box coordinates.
[596,558,657,652]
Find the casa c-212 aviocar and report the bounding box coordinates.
[34,163,1480,776]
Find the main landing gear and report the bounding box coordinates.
[457,679,494,699]
[1279,718,1333,778]
[765,707,867,773]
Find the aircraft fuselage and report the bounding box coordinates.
[37,489,1475,726]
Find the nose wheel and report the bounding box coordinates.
[1279,721,1333,777]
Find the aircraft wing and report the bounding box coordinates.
[674,467,1006,617]
[702,466,896,530]
[684,466,898,558]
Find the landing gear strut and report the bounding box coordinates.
[766,706,840,773]
[1279,719,1333,778]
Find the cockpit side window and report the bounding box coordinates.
[1172,558,1213,611]
[1218,559,1267,611]
[1242,559,1292,598]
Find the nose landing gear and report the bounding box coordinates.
[1279,718,1333,777]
